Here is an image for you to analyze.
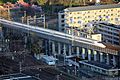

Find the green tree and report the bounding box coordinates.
[24,0,30,3]
[2,0,17,3]
[37,0,47,5]
[0,0,3,4]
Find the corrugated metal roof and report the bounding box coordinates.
[65,4,120,12]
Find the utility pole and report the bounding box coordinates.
[74,58,77,76]
[63,44,66,65]
[27,17,30,25]
[24,11,27,17]
[19,62,22,73]
[57,75,60,80]
[43,14,46,28]
[45,40,48,55]
[71,26,75,56]
[48,39,51,55]
[24,11,27,23]
[55,52,57,68]
[26,16,32,54]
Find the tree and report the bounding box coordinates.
[2,0,17,3]
[0,0,3,4]
[37,0,47,5]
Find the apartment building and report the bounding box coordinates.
[94,23,120,45]
[58,4,120,32]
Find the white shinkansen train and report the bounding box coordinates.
[0,19,106,48]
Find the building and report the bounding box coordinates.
[79,60,119,76]
[76,43,120,76]
[94,23,120,45]
[0,18,120,77]
[58,4,120,45]
[58,4,120,32]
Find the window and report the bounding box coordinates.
[78,21,81,24]
[77,17,80,19]
[74,17,76,19]
[103,19,105,21]
[102,70,106,73]
[108,40,112,43]
[61,15,64,18]
[113,33,119,36]
[99,15,102,18]
[114,38,119,41]
[61,20,64,23]
[106,16,109,18]
[111,18,113,20]
[114,42,119,45]
[61,24,65,27]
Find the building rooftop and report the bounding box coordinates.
[0,73,40,80]
[79,60,118,70]
[104,43,120,51]
[65,4,120,12]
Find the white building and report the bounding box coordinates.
[58,4,120,32]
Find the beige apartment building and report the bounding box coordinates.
[58,4,120,31]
